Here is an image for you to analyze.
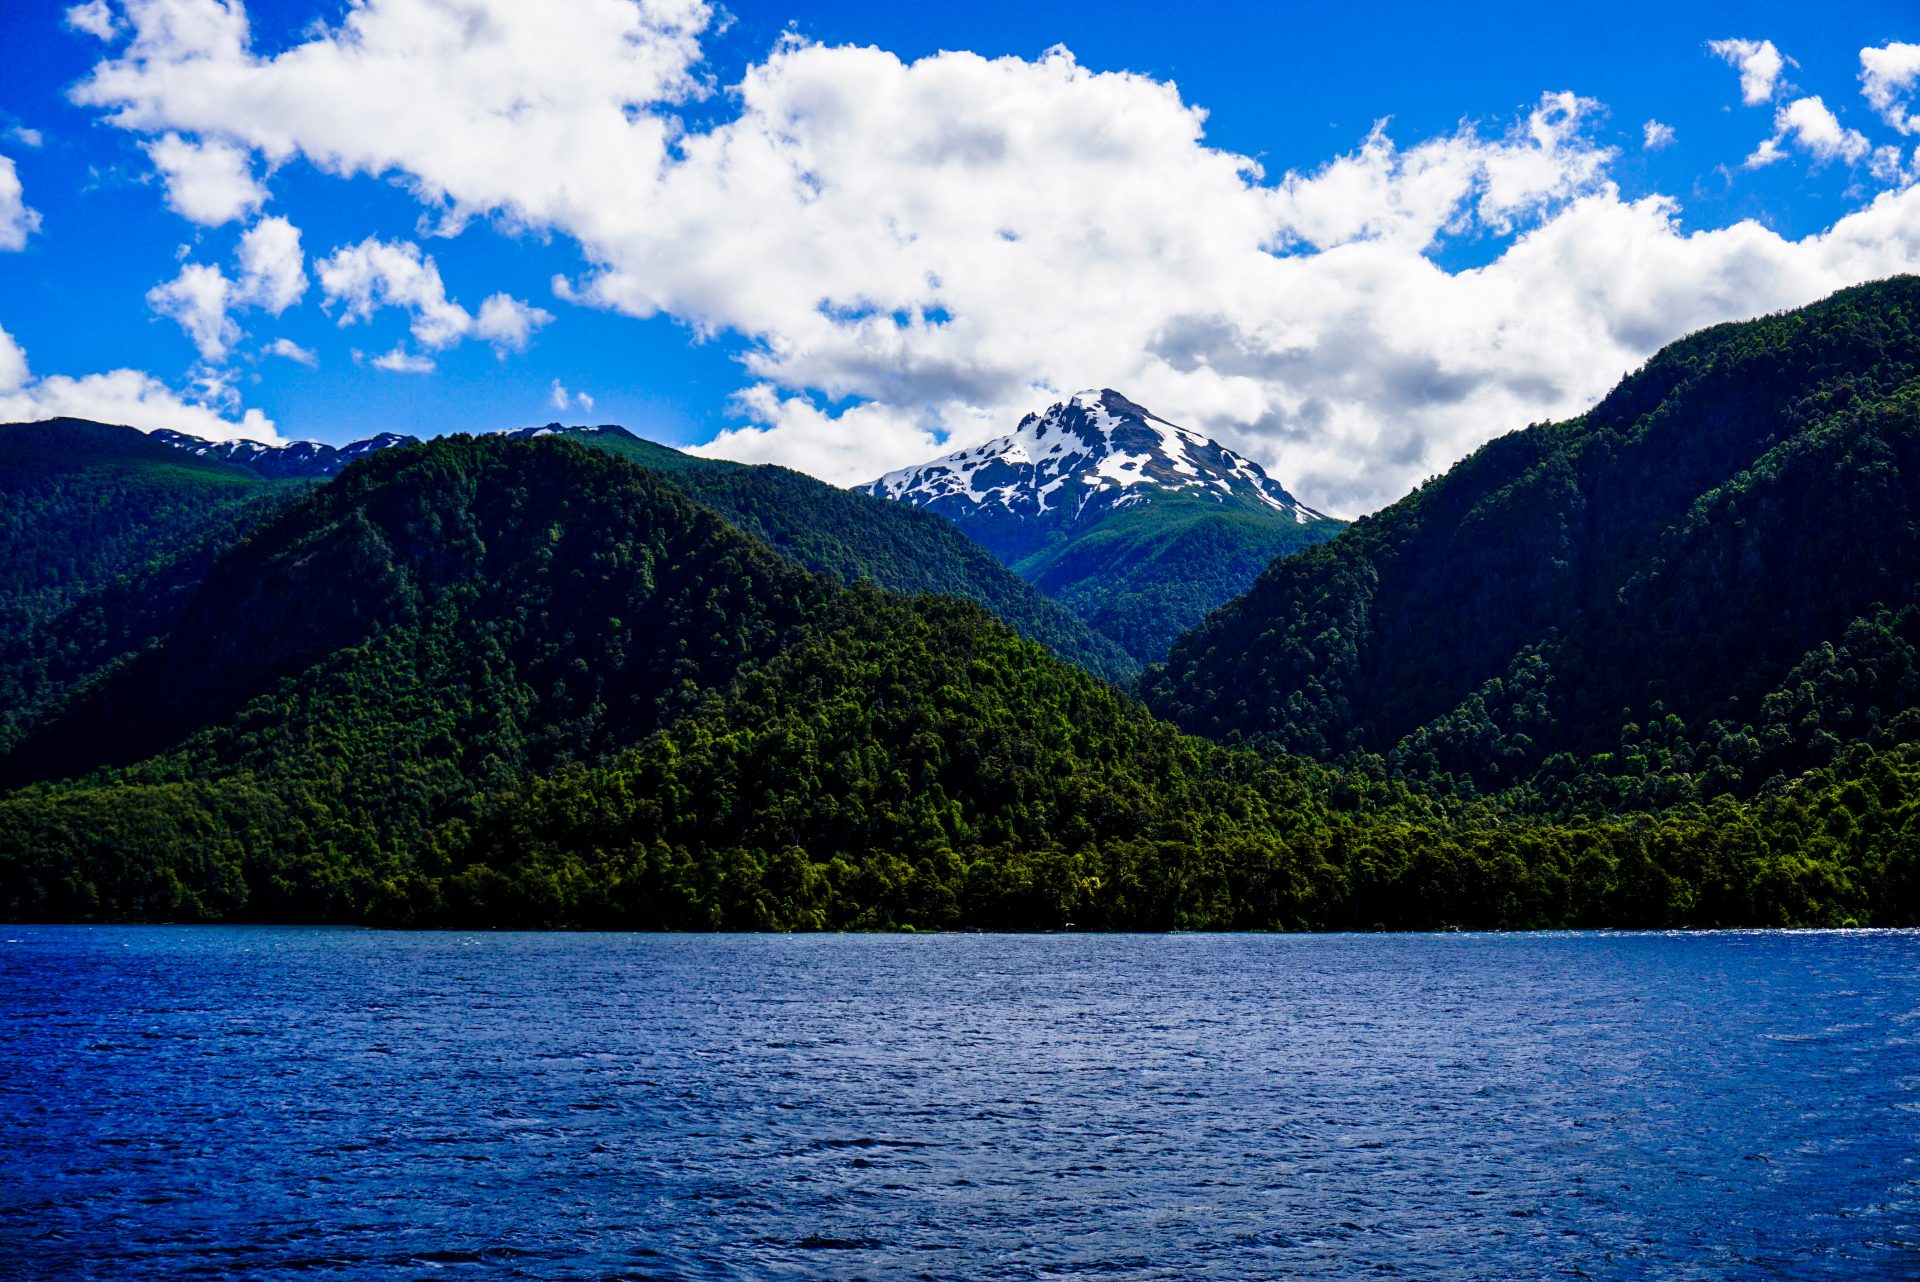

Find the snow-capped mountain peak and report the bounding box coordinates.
[859,388,1327,526]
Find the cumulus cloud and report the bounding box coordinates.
[316,237,550,357]
[1862,42,1920,135]
[319,238,470,346]
[235,216,308,313]
[143,133,267,225]
[63,1,118,40]
[1642,120,1675,151]
[1263,93,1613,252]
[0,321,277,440]
[1746,96,1871,169]
[0,155,41,250]
[696,384,954,482]
[370,346,435,373]
[1871,144,1920,188]
[70,0,711,224]
[61,3,1920,512]
[474,293,552,354]
[148,214,308,360]
[265,336,317,365]
[0,323,27,392]
[1709,38,1790,106]
[147,261,237,360]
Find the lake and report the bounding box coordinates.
[1,928,1917,1279]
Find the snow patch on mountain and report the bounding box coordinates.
[153,427,418,477]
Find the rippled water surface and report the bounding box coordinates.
[3,929,1919,1279]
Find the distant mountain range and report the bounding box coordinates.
[145,396,1345,666]
[0,418,1131,739]
[862,389,1345,662]
[0,418,305,639]
[150,428,419,478]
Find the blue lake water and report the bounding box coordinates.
[1,928,1917,1280]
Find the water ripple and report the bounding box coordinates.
[2,928,1918,1279]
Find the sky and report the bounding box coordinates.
[1,2,1918,516]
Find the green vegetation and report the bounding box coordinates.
[0,418,301,637]
[5,282,1920,930]
[399,599,1917,931]
[1,434,824,792]
[1006,491,1344,664]
[1,419,1914,929]
[520,425,1134,679]
[0,417,1128,751]
[1146,278,1920,817]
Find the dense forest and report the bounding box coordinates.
[0,431,1912,927]
[1,283,1918,929]
[1145,278,1920,813]
[504,425,1136,679]
[0,418,1131,749]
[0,419,301,637]
[1010,491,1343,665]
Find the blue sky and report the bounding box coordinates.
[1,0,1917,513]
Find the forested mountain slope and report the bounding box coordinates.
[0,435,825,794]
[1,435,1912,930]
[0,419,301,637]
[0,418,1130,691]
[1144,279,1920,809]
[475,424,1130,679]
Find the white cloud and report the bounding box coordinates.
[147,261,238,360]
[1263,93,1613,253]
[370,346,435,373]
[474,293,553,354]
[549,378,595,412]
[1709,38,1790,106]
[7,127,44,148]
[316,237,548,357]
[0,321,277,440]
[147,215,308,360]
[265,337,317,365]
[694,384,953,481]
[1862,42,1920,135]
[236,216,308,313]
[318,238,470,347]
[142,133,267,226]
[71,0,711,223]
[1747,96,1871,170]
[62,4,1920,513]
[0,323,27,392]
[1642,120,1676,151]
[63,1,118,40]
[1871,144,1920,188]
[0,155,41,250]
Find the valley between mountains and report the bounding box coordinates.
[1,280,1917,929]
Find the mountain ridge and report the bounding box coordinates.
[152,428,420,478]
[1144,276,1920,811]
[5,430,1909,930]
